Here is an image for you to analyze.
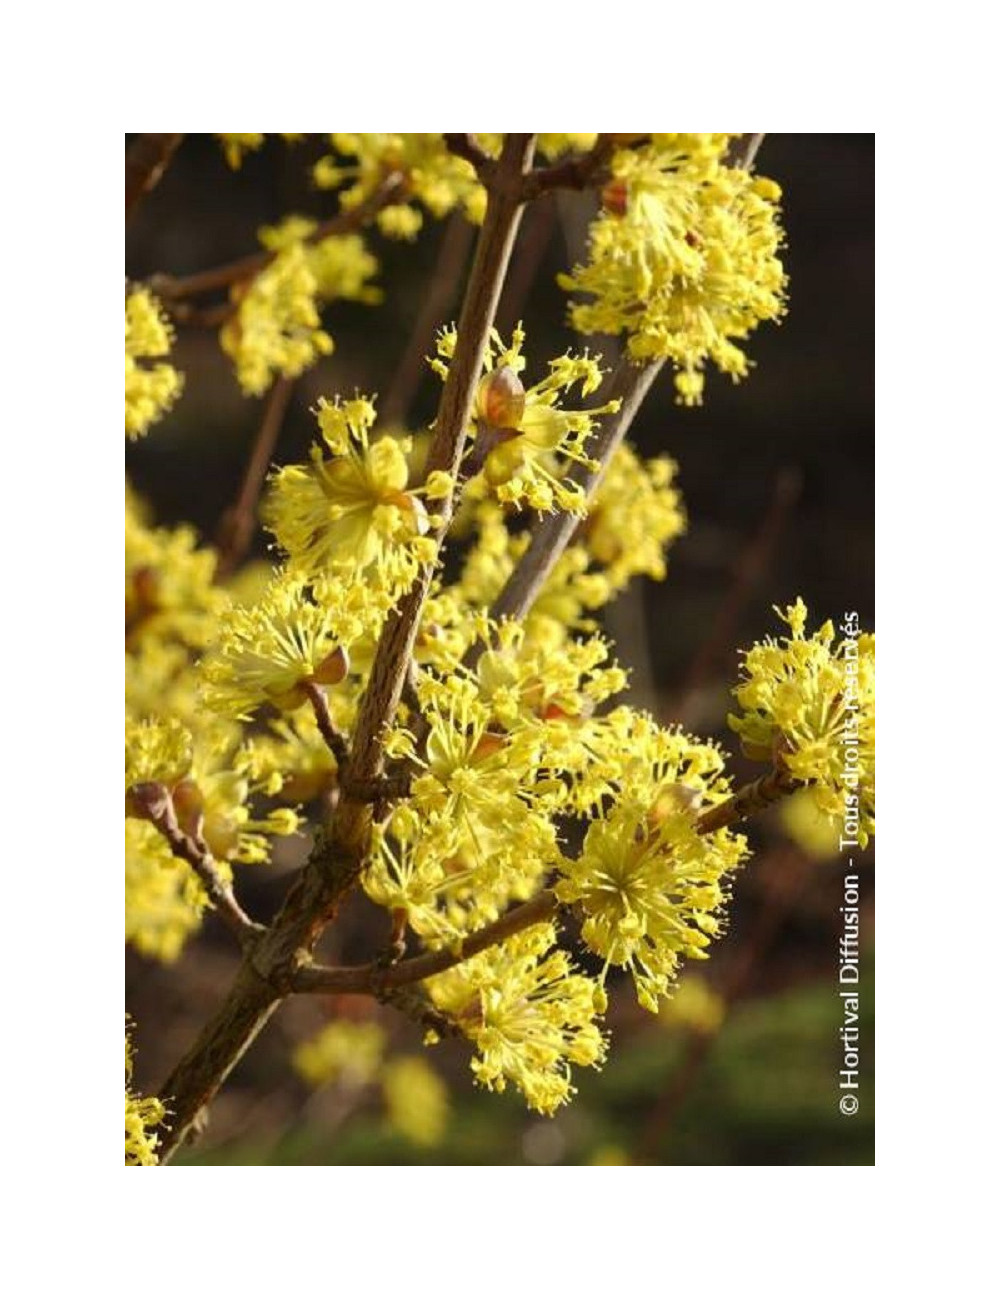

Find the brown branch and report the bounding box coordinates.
[520,133,623,202]
[153,135,537,1164]
[695,767,801,835]
[442,133,494,179]
[495,193,558,336]
[293,762,806,1000]
[346,135,537,787]
[215,377,295,579]
[127,783,262,946]
[303,682,350,769]
[151,172,408,306]
[126,134,183,221]
[726,133,766,169]
[379,211,476,427]
[294,890,560,994]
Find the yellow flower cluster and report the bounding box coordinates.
[427,924,607,1115]
[263,394,448,603]
[259,216,383,305]
[219,216,382,395]
[125,287,183,439]
[292,1019,449,1147]
[199,571,369,721]
[124,713,297,960]
[728,600,875,847]
[381,1056,449,1147]
[432,325,619,514]
[220,243,334,396]
[293,1020,387,1089]
[125,1028,165,1166]
[560,134,786,403]
[582,443,686,588]
[455,436,686,644]
[314,133,488,233]
[556,717,747,1011]
[126,496,226,651]
[126,493,297,961]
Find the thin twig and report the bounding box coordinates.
[695,767,801,835]
[495,194,558,336]
[126,134,184,221]
[294,891,560,994]
[127,782,262,946]
[488,356,665,629]
[442,134,494,179]
[379,211,475,427]
[520,134,622,202]
[215,377,295,579]
[726,133,766,169]
[303,683,350,769]
[151,173,408,306]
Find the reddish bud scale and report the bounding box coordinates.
[131,566,160,611]
[476,366,525,429]
[312,645,350,686]
[601,178,629,217]
[471,731,507,762]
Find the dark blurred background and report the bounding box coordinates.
[126,134,874,1165]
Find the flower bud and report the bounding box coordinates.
[313,644,350,686]
[484,439,526,487]
[203,810,239,861]
[384,490,430,536]
[476,365,525,430]
[131,566,160,612]
[649,783,703,825]
[601,178,629,216]
[471,731,506,763]
[172,778,205,838]
[125,781,170,822]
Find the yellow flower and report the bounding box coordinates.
[381,1056,449,1146]
[126,1027,165,1165]
[560,135,786,403]
[728,600,875,846]
[583,444,686,589]
[126,495,228,651]
[432,325,619,514]
[200,570,368,721]
[220,243,333,395]
[125,716,297,960]
[556,716,747,1012]
[217,133,265,168]
[428,924,607,1115]
[259,217,382,304]
[125,288,182,439]
[264,396,442,600]
[216,133,302,169]
[294,1020,386,1090]
[314,133,487,229]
